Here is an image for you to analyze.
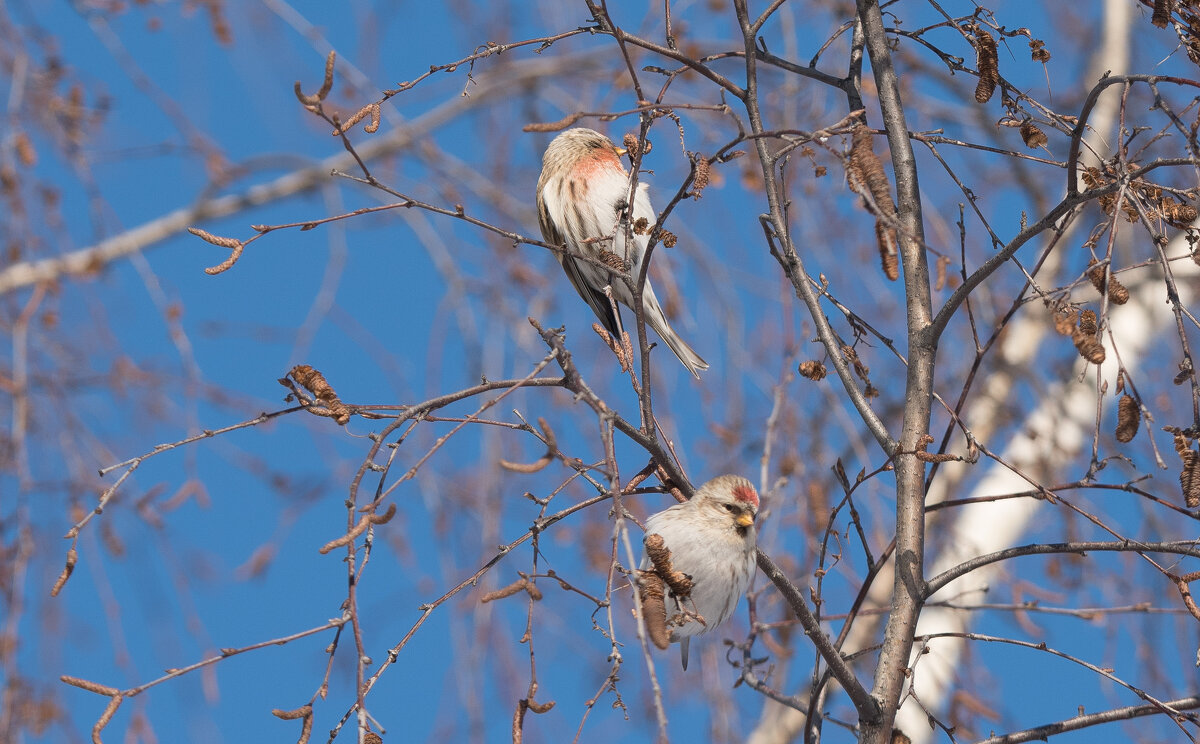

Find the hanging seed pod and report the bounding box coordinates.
[286,364,352,424]
[598,249,627,271]
[1053,306,1079,336]
[622,132,651,157]
[973,27,1000,103]
[1073,332,1106,364]
[798,360,827,381]
[1166,428,1200,507]
[1115,394,1139,443]
[1086,259,1130,305]
[481,579,532,603]
[1152,0,1173,29]
[1164,200,1198,228]
[644,533,694,598]
[877,224,900,280]
[847,125,899,280]
[1181,448,1200,507]
[1019,120,1048,148]
[638,570,671,650]
[691,156,711,199]
[14,132,36,167]
[935,255,952,291]
[849,126,895,215]
[1078,309,1098,336]
[1072,310,1105,364]
[1029,38,1051,63]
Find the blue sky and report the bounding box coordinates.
[5,1,1199,743]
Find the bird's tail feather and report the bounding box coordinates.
[641,287,708,378]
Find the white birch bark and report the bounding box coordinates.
[894,0,1134,738]
[749,2,1133,742]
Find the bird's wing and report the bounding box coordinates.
[539,180,623,336]
[561,251,623,336]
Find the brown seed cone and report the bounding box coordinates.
[848,125,897,218]
[877,224,900,281]
[974,27,999,103]
[1072,328,1106,364]
[1152,0,1173,29]
[1165,200,1197,228]
[622,132,651,157]
[1029,39,1051,63]
[1053,307,1079,336]
[1019,120,1047,148]
[644,533,694,598]
[1115,394,1139,443]
[1181,449,1200,508]
[286,364,352,424]
[597,249,627,272]
[848,124,900,281]
[1078,309,1098,336]
[1087,260,1130,305]
[798,360,827,381]
[692,156,711,198]
[638,571,671,650]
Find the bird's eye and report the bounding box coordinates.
[723,504,736,512]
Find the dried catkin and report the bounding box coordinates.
[1086,259,1130,305]
[1029,39,1051,63]
[597,249,627,271]
[798,360,828,381]
[1053,306,1078,336]
[644,533,694,598]
[1019,120,1048,148]
[1152,0,1173,29]
[1072,310,1105,364]
[1180,447,1200,507]
[1073,332,1106,364]
[974,27,999,103]
[691,156,711,198]
[1078,309,1098,336]
[1115,394,1139,443]
[1164,200,1198,227]
[638,571,671,650]
[848,125,899,280]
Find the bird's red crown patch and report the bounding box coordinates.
[733,483,759,508]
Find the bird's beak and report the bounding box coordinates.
[613,145,628,157]
[735,512,754,528]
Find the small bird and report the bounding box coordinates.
[536,127,709,377]
[641,474,759,669]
